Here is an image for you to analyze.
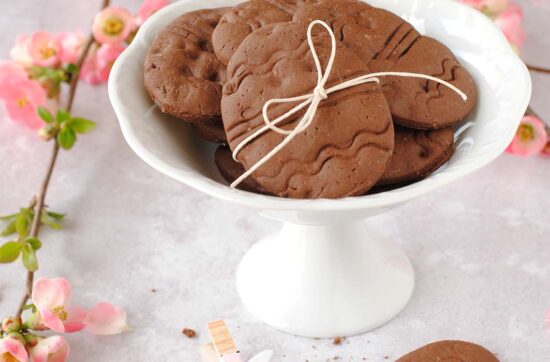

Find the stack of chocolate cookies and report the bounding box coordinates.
[144,0,477,199]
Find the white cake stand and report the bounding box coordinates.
[109,0,531,338]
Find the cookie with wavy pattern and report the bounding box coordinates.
[222,22,394,199]
[144,8,229,123]
[396,340,499,362]
[377,125,454,186]
[212,0,324,66]
[294,0,477,129]
[215,146,268,193]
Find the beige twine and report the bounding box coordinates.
[230,20,467,189]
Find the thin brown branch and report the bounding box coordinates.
[526,64,550,75]
[15,0,111,318]
[66,37,95,112]
[16,143,59,317]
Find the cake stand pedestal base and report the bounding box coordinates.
[236,220,415,338]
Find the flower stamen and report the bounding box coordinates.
[2,352,17,362]
[16,97,28,108]
[39,46,56,60]
[52,306,68,321]
[103,17,124,35]
[517,123,535,142]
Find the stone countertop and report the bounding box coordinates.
[0,0,549,361]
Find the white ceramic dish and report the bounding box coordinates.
[109,0,531,338]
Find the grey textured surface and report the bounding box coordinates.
[1,1,549,361]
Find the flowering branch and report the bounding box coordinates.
[14,0,111,321]
[0,0,170,360]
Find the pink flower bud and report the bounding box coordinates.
[1,317,21,333]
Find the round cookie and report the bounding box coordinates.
[214,146,266,193]
[396,340,499,362]
[212,0,321,66]
[192,119,227,144]
[222,22,394,199]
[377,125,454,186]
[294,0,477,129]
[144,8,228,123]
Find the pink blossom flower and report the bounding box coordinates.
[85,302,129,335]
[495,3,525,50]
[80,43,124,84]
[92,7,135,45]
[27,32,61,67]
[79,51,102,85]
[29,336,69,362]
[31,278,88,333]
[136,0,170,26]
[10,34,33,68]
[0,338,28,362]
[56,32,84,65]
[506,115,548,156]
[96,43,125,81]
[0,61,48,129]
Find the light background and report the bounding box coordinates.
[0,0,549,361]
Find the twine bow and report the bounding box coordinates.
[230,20,468,189]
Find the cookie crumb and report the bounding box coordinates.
[151,288,157,293]
[182,328,196,338]
[333,336,343,345]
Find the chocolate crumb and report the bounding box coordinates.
[333,336,343,345]
[182,328,196,338]
[151,288,157,293]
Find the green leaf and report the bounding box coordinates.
[57,127,76,150]
[69,118,96,134]
[26,237,42,250]
[22,244,38,271]
[0,212,18,221]
[46,211,66,220]
[56,109,71,124]
[1,220,17,237]
[0,241,23,263]
[21,304,34,311]
[15,212,30,238]
[37,106,53,123]
[40,213,62,230]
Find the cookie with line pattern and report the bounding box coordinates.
[214,146,268,193]
[396,340,499,362]
[293,0,477,129]
[144,8,229,123]
[222,22,394,199]
[192,118,227,144]
[377,125,454,186]
[212,0,326,66]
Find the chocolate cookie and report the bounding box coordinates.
[377,125,454,186]
[192,119,227,144]
[144,8,228,123]
[212,0,321,66]
[294,0,477,129]
[396,340,499,361]
[214,146,266,193]
[222,22,394,198]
